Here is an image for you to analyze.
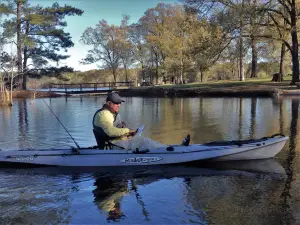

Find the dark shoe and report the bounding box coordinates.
[182,134,190,146]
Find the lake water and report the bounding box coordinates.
[0,96,299,224]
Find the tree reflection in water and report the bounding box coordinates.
[279,98,299,225]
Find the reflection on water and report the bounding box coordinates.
[1,96,300,224]
[279,99,299,225]
[93,176,128,221]
[0,170,75,224]
[187,171,284,225]
[249,98,257,139]
[0,161,288,224]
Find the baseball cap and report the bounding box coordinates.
[106,92,125,104]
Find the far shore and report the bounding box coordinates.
[3,79,300,99]
[119,80,300,98]
[9,90,62,98]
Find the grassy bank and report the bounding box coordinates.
[119,76,297,98]
[6,76,300,100]
[159,77,293,89]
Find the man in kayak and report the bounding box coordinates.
[93,92,168,150]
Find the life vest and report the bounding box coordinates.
[92,105,126,148]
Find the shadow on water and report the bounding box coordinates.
[279,98,299,225]
[0,157,288,224]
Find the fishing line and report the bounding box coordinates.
[41,98,81,149]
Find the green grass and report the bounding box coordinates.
[154,76,293,90]
[39,73,295,91]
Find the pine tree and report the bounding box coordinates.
[1,0,83,89]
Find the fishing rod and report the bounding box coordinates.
[42,99,81,150]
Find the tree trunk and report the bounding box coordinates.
[290,0,300,84]
[9,54,15,106]
[22,21,29,89]
[112,67,117,83]
[124,64,128,82]
[180,57,183,84]
[180,38,184,84]
[250,35,257,78]
[151,46,159,84]
[250,0,257,78]
[239,35,245,81]
[279,42,285,82]
[239,1,245,81]
[17,1,23,89]
[278,7,287,83]
[155,54,159,84]
[236,59,240,80]
[141,63,145,81]
[290,47,299,84]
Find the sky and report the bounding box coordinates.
[27,0,179,71]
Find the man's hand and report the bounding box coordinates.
[121,130,137,138]
[127,130,137,136]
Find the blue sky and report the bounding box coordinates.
[29,0,179,71]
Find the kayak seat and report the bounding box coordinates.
[93,129,114,150]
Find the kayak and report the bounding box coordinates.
[0,134,288,167]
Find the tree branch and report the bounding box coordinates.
[266,8,291,25]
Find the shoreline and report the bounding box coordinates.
[3,82,300,99]
[10,90,62,98]
[118,87,281,98]
[118,82,300,98]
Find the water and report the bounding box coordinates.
[0,96,299,224]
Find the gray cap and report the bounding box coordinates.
[106,92,125,104]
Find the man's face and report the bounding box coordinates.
[107,101,121,113]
